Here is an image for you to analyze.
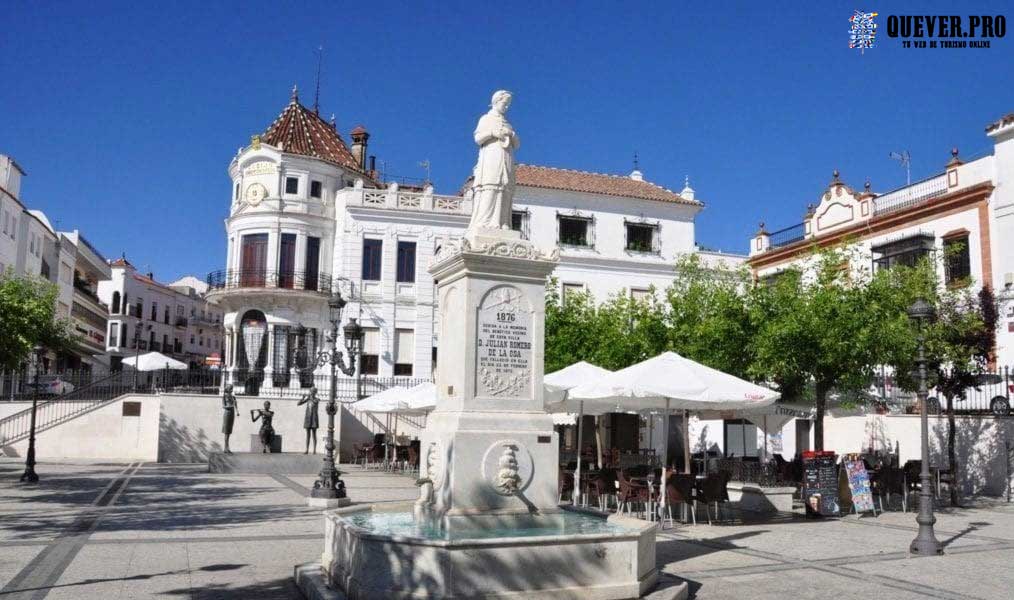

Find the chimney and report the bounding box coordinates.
[147,271,154,280]
[368,155,377,176]
[350,126,370,169]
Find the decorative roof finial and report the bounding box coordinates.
[291,84,299,102]
[685,175,690,188]
[633,151,640,171]
[947,147,963,167]
[757,221,768,235]
[864,178,871,191]
[330,113,336,129]
[832,169,840,183]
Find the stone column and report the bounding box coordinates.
[263,323,276,388]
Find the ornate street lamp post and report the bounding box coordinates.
[301,291,364,501]
[20,345,46,484]
[908,297,942,555]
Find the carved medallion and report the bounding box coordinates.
[245,183,268,206]
[480,439,534,496]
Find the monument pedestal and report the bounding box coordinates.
[416,236,560,526]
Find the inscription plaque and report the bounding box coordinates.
[476,286,532,397]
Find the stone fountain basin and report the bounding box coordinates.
[319,505,658,599]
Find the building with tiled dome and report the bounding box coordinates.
[208,88,743,394]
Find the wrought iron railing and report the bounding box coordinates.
[0,371,134,446]
[223,368,430,401]
[206,269,334,296]
[873,174,948,216]
[768,223,806,248]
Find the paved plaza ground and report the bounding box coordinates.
[2,459,1013,599]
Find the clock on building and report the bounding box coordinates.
[245,183,268,206]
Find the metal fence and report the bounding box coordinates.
[768,223,806,248]
[872,174,949,217]
[873,366,1013,416]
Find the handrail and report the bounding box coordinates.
[0,371,136,447]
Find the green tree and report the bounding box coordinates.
[874,253,997,507]
[664,255,755,379]
[749,246,906,450]
[0,273,74,371]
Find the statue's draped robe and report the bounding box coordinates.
[468,110,520,231]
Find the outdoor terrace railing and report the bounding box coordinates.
[872,174,948,217]
[222,368,431,401]
[206,269,334,296]
[768,223,806,248]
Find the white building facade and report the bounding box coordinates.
[749,109,1014,369]
[97,258,224,369]
[1,154,112,372]
[209,91,744,392]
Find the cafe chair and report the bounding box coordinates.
[698,472,731,525]
[617,468,651,518]
[558,468,574,504]
[663,473,697,528]
[591,468,618,512]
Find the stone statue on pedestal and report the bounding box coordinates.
[297,387,320,454]
[221,384,236,454]
[251,401,275,453]
[466,90,520,237]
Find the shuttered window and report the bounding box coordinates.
[394,329,414,376]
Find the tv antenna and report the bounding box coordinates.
[313,45,323,115]
[418,159,431,184]
[889,150,911,186]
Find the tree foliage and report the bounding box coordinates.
[0,273,74,370]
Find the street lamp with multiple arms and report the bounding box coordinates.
[908,297,943,555]
[298,291,364,500]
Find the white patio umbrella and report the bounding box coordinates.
[401,381,437,415]
[122,352,188,371]
[567,352,779,509]
[543,361,613,505]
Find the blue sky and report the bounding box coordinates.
[2,1,1011,281]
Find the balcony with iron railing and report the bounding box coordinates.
[205,269,334,297]
[871,173,949,217]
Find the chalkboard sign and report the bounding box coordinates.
[843,455,876,514]
[802,451,840,517]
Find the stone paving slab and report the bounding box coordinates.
[4,458,1014,600]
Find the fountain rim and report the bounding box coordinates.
[326,504,655,548]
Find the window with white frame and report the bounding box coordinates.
[562,282,586,304]
[511,209,530,240]
[361,327,380,375]
[625,220,660,253]
[629,287,651,303]
[394,329,414,376]
[557,214,594,247]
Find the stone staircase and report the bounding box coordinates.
[0,371,135,447]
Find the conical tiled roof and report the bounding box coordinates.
[260,88,365,174]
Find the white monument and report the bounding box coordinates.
[298,91,670,600]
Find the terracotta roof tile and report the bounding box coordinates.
[109,257,133,268]
[514,164,701,206]
[260,96,371,178]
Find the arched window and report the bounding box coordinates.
[111,291,121,314]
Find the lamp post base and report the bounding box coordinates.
[19,469,38,484]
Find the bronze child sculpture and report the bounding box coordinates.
[297,386,320,454]
[250,400,275,453]
[221,384,236,453]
